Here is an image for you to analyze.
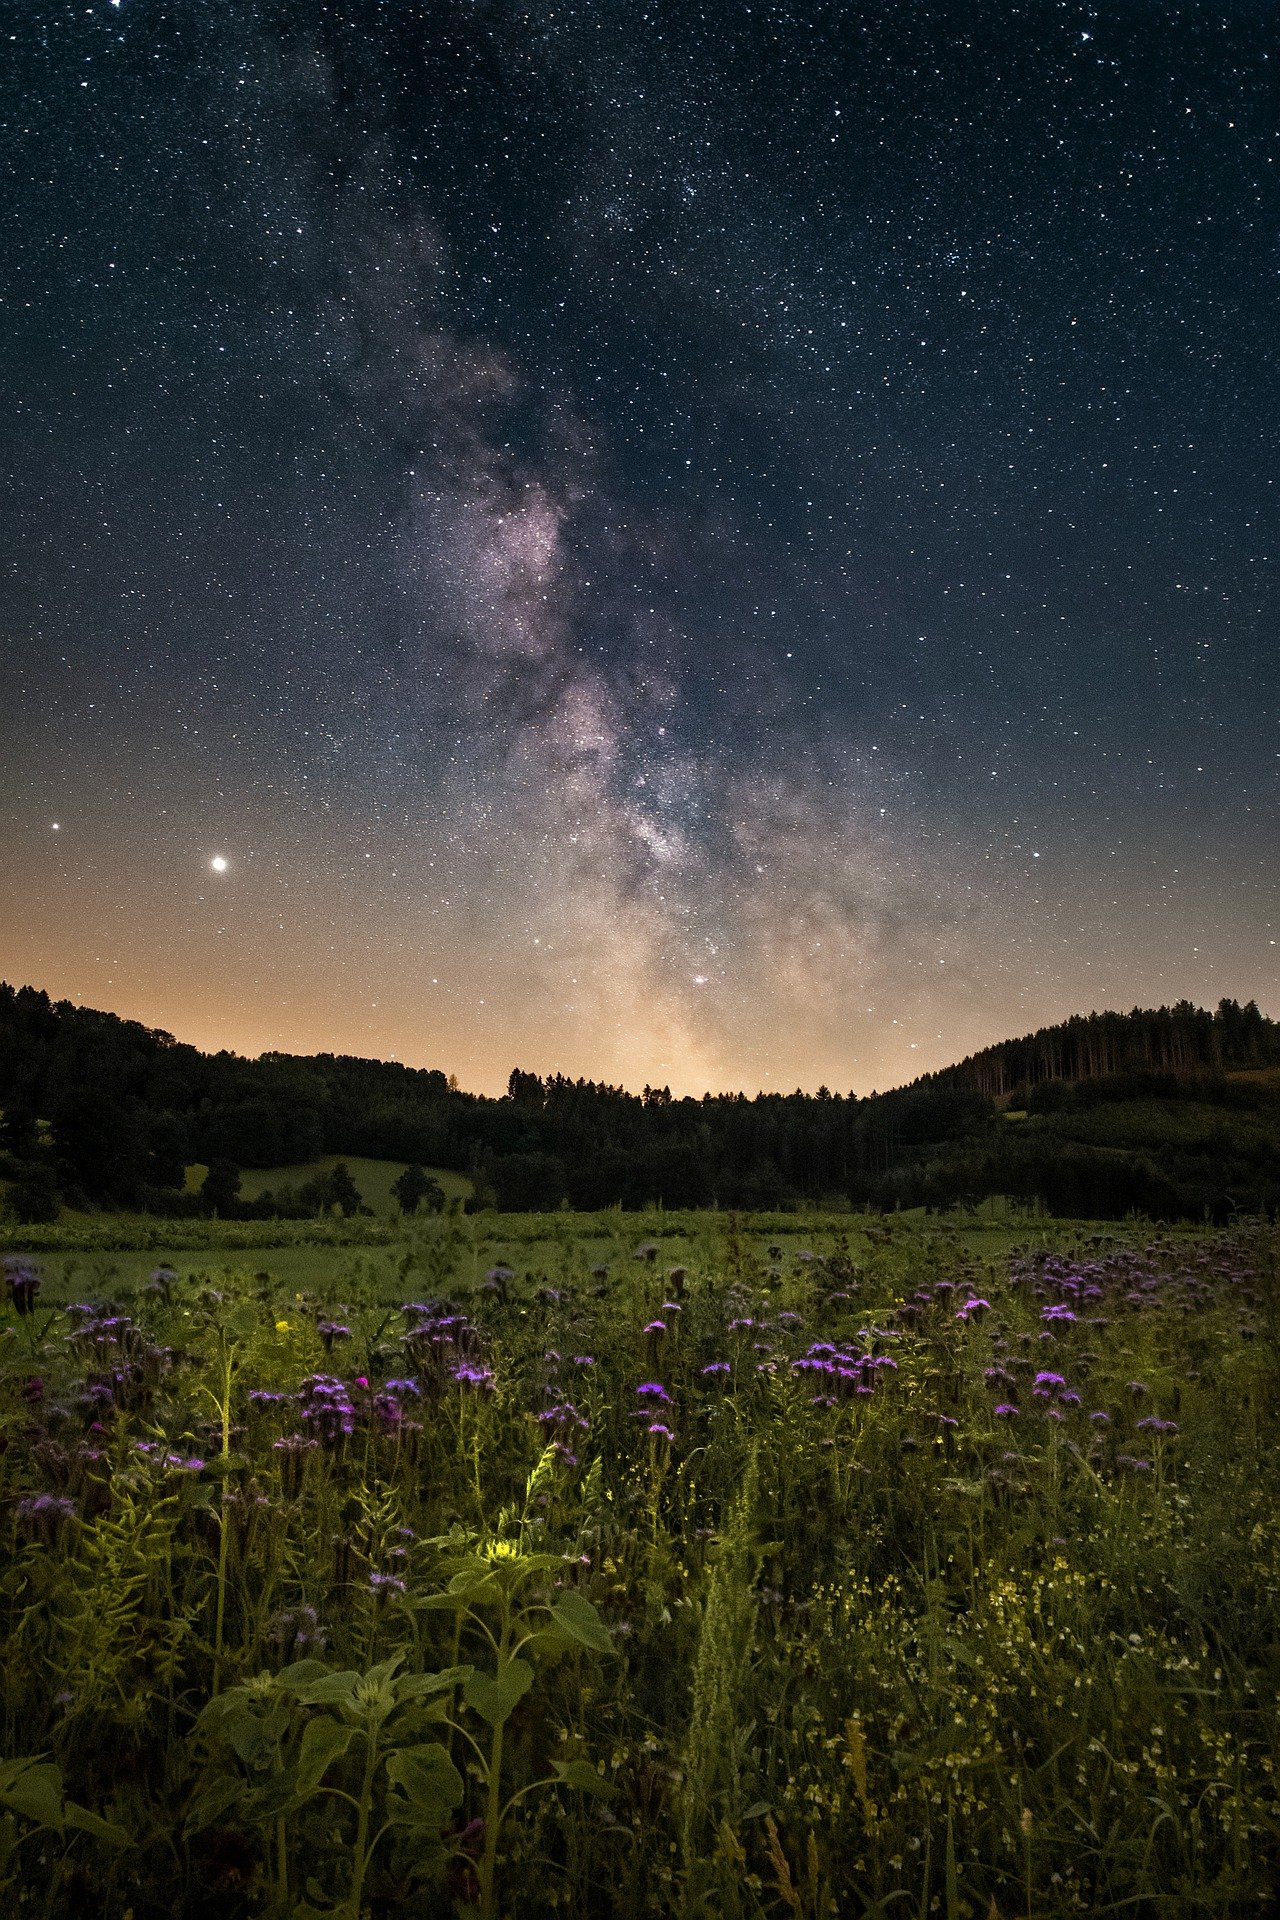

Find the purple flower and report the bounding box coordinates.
[538,1401,589,1434]
[646,1422,675,1442]
[573,1354,595,1368]
[16,1492,76,1519]
[369,1571,408,1599]
[643,1320,667,1336]
[994,1403,1020,1419]
[453,1363,496,1391]
[1136,1416,1179,1434]
[636,1382,671,1403]
[14,1493,77,1543]
[268,1604,327,1657]
[700,1361,731,1376]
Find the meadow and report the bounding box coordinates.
[1,1205,1277,1918]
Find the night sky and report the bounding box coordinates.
[2,2,1277,1096]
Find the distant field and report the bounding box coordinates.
[7,1202,1212,1303]
[184,1154,473,1215]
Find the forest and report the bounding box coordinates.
[2,983,1279,1224]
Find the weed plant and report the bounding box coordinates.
[1,1214,1278,1916]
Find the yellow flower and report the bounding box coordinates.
[275,1319,290,1332]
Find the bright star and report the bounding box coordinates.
[210,855,229,873]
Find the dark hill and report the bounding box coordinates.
[1,982,1277,1223]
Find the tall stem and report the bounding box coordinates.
[478,1718,505,1920]
[276,1811,288,1910]
[347,1720,380,1920]
[212,1344,234,1694]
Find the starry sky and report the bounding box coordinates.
[1,1,1277,1096]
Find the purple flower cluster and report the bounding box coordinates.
[134,1440,205,1472]
[402,1307,485,1390]
[298,1374,355,1447]
[790,1341,895,1402]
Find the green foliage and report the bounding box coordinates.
[1,1210,1278,1916]
[189,1655,466,1915]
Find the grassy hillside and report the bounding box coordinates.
[184,1155,473,1216]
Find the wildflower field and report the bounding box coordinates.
[2,1208,1278,1918]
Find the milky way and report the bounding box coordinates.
[1,3,1276,1092]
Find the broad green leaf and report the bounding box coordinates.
[411,1592,468,1613]
[292,1669,362,1707]
[0,1760,65,1831]
[275,1659,333,1692]
[222,1710,278,1770]
[62,1801,132,1846]
[550,1759,616,1799]
[447,1566,497,1600]
[183,1776,243,1836]
[295,1717,354,1797]
[548,1590,614,1655]
[522,1624,576,1660]
[462,1658,533,1728]
[384,1743,464,1829]
[394,1666,471,1703]
[364,1655,405,1687]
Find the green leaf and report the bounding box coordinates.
[295,1717,354,1797]
[0,1759,65,1832]
[549,1759,616,1799]
[446,1565,497,1601]
[291,1668,362,1707]
[511,1550,568,1575]
[274,1658,333,1693]
[547,1590,614,1655]
[384,1743,464,1830]
[521,1624,576,1660]
[218,1706,278,1770]
[394,1666,471,1703]
[462,1658,533,1728]
[62,1801,131,1846]
[183,1776,244,1835]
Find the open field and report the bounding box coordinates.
[2,1209,1278,1917]
[183,1158,476,1218]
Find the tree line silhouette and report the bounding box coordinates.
[2,982,1278,1223]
